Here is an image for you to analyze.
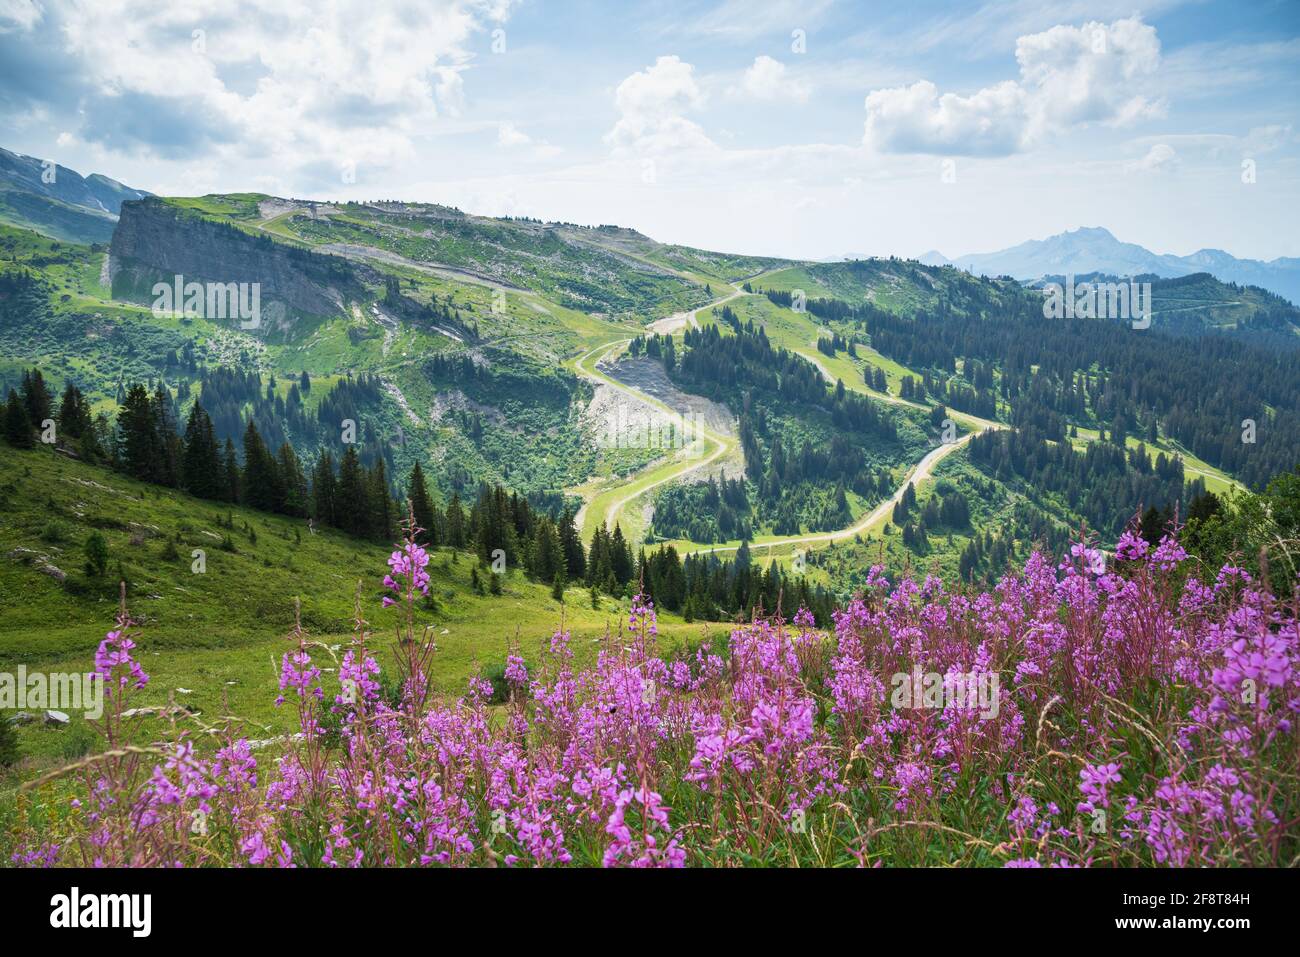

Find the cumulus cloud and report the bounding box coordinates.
[1125,142,1177,173]
[863,16,1164,156]
[729,55,810,102]
[0,0,515,171]
[605,55,715,154]
[496,121,561,159]
[497,122,532,147]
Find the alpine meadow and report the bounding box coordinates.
[0,0,1298,923]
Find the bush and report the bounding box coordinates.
[83,531,108,577]
[481,662,510,705]
[59,722,97,761]
[0,715,18,768]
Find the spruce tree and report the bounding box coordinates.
[241,420,280,512]
[367,458,393,541]
[446,492,466,549]
[277,443,308,516]
[181,401,222,499]
[3,389,33,448]
[312,451,337,526]
[19,369,52,433]
[57,382,91,440]
[407,462,437,545]
[335,446,369,537]
[116,385,159,481]
[150,384,180,487]
[222,438,241,503]
[610,524,633,586]
[559,507,586,581]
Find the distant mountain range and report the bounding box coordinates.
[0,146,150,244]
[919,227,1300,306]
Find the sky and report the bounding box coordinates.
[1,0,1298,261]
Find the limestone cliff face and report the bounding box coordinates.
[109,198,365,330]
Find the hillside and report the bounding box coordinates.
[0,146,149,245]
[0,153,1295,612]
[0,442,716,769]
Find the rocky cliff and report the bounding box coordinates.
[109,198,365,330]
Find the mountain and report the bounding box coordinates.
[0,146,150,244]
[940,226,1300,306]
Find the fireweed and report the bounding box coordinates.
[5,524,1298,868]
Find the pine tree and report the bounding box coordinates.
[3,388,33,448]
[335,446,369,537]
[559,507,586,581]
[610,524,633,585]
[551,569,566,603]
[222,438,241,503]
[56,382,92,440]
[312,451,337,526]
[445,491,467,549]
[529,518,564,583]
[181,401,222,499]
[19,368,52,434]
[277,443,308,516]
[367,458,393,541]
[241,420,281,512]
[407,462,437,545]
[116,385,160,481]
[150,384,180,487]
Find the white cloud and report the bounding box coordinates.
[1125,142,1177,173]
[605,55,715,154]
[1243,124,1293,155]
[863,16,1164,156]
[729,55,810,103]
[17,0,517,174]
[0,0,41,31]
[497,122,532,147]
[864,79,1029,156]
[497,121,561,159]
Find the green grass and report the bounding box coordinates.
[1067,425,1242,495]
[0,445,720,776]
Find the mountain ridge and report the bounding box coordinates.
[932,225,1300,305]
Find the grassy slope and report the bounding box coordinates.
[0,445,719,773]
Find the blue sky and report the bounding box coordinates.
[1,0,1298,260]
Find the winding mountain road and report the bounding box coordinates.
[571,277,1007,560]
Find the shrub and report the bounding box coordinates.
[83,531,108,577]
[0,715,18,768]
